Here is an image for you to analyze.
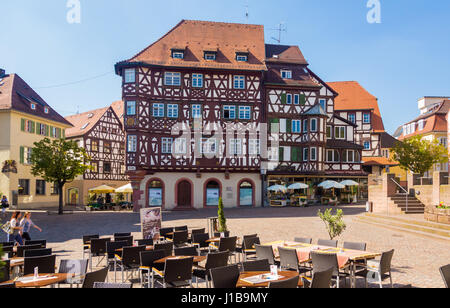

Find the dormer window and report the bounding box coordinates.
[236,55,248,62]
[30,103,36,110]
[281,70,292,79]
[172,51,184,59]
[204,52,217,61]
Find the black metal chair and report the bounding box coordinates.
[1,241,15,247]
[24,248,52,258]
[192,233,210,254]
[318,239,338,247]
[136,239,154,246]
[114,236,133,246]
[302,267,334,288]
[343,242,367,251]
[236,234,257,260]
[210,264,240,288]
[214,231,230,238]
[93,282,132,288]
[174,246,198,257]
[210,236,238,263]
[160,227,174,240]
[154,242,174,257]
[114,233,131,240]
[172,230,189,248]
[0,260,10,283]
[58,259,89,287]
[242,236,260,261]
[255,244,277,265]
[278,247,310,274]
[440,264,450,288]
[269,276,299,288]
[114,245,146,283]
[355,249,395,288]
[106,240,128,269]
[311,251,350,288]
[89,238,111,271]
[1,246,13,258]
[82,266,109,288]
[193,251,229,288]
[242,259,270,272]
[139,250,167,288]
[24,255,56,276]
[189,228,206,243]
[82,234,99,259]
[175,226,188,231]
[294,237,312,244]
[24,240,46,248]
[152,257,194,288]
[16,244,42,257]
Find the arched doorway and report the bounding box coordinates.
[239,180,254,207]
[177,180,192,208]
[205,180,221,207]
[148,179,164,207]
[67,188,79,206]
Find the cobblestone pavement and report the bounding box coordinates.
[2,205,449,288]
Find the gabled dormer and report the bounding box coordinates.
[203,48,218,61]
[171,47,186,59]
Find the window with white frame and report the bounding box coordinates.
[124,68,136,83]
[239,106,251,120]
[410,123,415,134]
[192,104,202,119]
[303,120,308,133]
[165,72,181,86]
[310,118,318,132]
[418,120,425,131]
[363,113,371,124]
[364,141,371,150]
[223,106,236,120]
[294,94,300,105]
[44,107,49,114]
[172,51,184,59]
[281,70,292,79]
[236,54,248,62]
[192,74,203,88]
[174,138,187,154]
[303,148,309,161]
[326,150,340,163]
[152,103,165,117]
[249,139,260,155]
[31,103,36,110]
[439,137,448,148]
[287,94,292,105]
[201,138,217,154]
[204,53,216,60]
[310,147,317,161]
[326,126,332,139]
[335,126,346,139]
[127,135,137,152]
[344,150,355,163]
[161,138,173,154]
[233,76,245,89]
[126,101,136,116]
[229,139,242,155]
[268,147,279,161]
[292,120,301,133]
[319,99,326,110]
[167,104,179,118]
[348,114,356,123]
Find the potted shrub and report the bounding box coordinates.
[318,208,347,240]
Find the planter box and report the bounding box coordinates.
[425,207,450,225]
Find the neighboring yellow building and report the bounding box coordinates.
[0,71,72,209]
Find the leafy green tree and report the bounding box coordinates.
[318,209,347,240]
[217,197,228,233]
[30,138,90,215]
[391,136,448,176]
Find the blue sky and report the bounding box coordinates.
[1,0,449,134]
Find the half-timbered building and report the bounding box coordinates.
[64,103,128,206]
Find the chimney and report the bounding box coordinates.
[0,68,5,78]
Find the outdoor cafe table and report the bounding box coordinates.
[154,255,207,264]
[236,271,302,288]
[265,240,382,288]
[5,273,73,288]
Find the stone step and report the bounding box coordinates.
[366,213,450,232]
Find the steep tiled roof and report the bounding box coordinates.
[362,156,399,167]
[265,44,308,65]
[379,132,400,148]
[0,74,72,127]
[65,106,110,138]
[328,81,385,132]
[110,101,124,126]
[119,20,267,72]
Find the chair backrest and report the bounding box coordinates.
[379,249,395,274]
[16,244,42,257]
[192,233,210,248]
[214,231,230,238]
[0,260,10,283]
[278,247,299,270]
[173,230,189,245]
[242,259,270,272]
[218,236,237,252]
[164,257,194,284]
[210,264,240,288]
[440,264,450,288]
[0,282,15,289]
[24,240,46,248]
[121,246,146,267]
[268,276,299,288]
[93,282,132,288]
[136,239,154,246]
[255,245,275,265]
[343,242,367,251]
[174,246,198,257]
[82,267,109,288]
[311,251,339,276]
[24,248,52,258]
[58,259,89,277]
[154,242,174,257]
[114,236,133,246]
[160,227,174,238]
[1,242,14,247]
[140,250,167,268]
[82,234,99,245]
[24,255,56,275]
[106,241,127,259]
[90,238,111,254]
[174,226,188,231]
[294,237,312,244]
[309,267,334,288]
[114,233,131,239]
[243,236,260,250]
[205,251,229,271]
[191,228,206,236]
[1,246,13,258]
[317,239,338,247]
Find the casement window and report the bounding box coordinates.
[287,94,292,105]
[326,150,340,163]
[124,68,136,83]
[104,142,111,153]
[310,118,318,132]
[363,113,371,124]
[364,141,371,150]
[172,51,184,59]
[292,120,302,133]
[348,114,356,123]
[303,120,308,133]
[233,76,245,89]
[104,162,111,174]
[204,53,216,60]
[192,104,202,119]
[326,126,332,139]
[200,138,217,154]
[18,179,30,196]
[127,135,137,153]
[281,70,292,79]
[31,103,36,110]
[236,54,248,62]
[410,123,415,134]
[223,106,236,120]
[343,150,356,163]
[153,103,165,118]
[164,72,181,86]
[44,107,49,114]
[91,162,98,173]
[418,120,425,131]
[239,106,251,120]
[39,124,47,136]
[319,99,326,110]
[294,94,300,105]
[51,182,59,195]
[35,180,46,196]
[439,137,448,148]
[126,101,136,116]
[167,104,179,118]
[51,127,61,138]
[192,74,203,88]
[268,147,279,162]
[335,126,346,139]
[310,147,317,161]
[174,138,187,154]
[229,139,242,155]
[20,146,33,165]
[303,148,309,162]
[21,119,35,133]
[249,139,260,155]
[161,138,173,154]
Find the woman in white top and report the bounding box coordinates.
[7,211,23,245]
[20,212,42,241]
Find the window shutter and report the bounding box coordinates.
[45,125,49,136]
[36,122,40,135]
[286,119,292,134]
[281,93,287,104]
[20,146,24,164]
[31,121,35,133]
[62,129,66,138]
[50,126,54,137]
[21,119,25,131]
[279,147,284,162]
[300,94,306,105]
[57,128,61,138]
[291,147,297,162]
[269,118,280,133]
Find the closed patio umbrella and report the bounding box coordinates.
[287,183,309,190]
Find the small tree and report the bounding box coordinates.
[318,209,346,240]
[217,197,228,233]
[30,138,90,215]
[391,136,448,176]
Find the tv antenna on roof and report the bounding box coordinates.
[244,1,249,23]
[270,22,287,44]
